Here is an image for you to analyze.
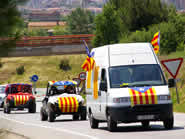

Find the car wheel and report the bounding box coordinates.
[80,107,87,120]
[28,103,36,113]
[89,112,99,129]
[4,103,11,114]
[40,107,48,121]
[141,121,150,129]
[163,117,174,129]
[73,114,79,121]
[48,109,55,122]
[107,113,117,132]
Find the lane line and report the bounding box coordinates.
[0,115,98,139]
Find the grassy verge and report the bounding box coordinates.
[0,51,184,112]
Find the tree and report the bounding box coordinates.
[67,8,95,34]
[0,0,28,57]
[93,0,170,47]
[92,3,120,47]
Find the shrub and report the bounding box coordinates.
[0,61,2,68]
[16,65,25,75]
[59,59,71,71]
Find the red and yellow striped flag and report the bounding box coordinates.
[129,87,158,107]
[151,32,160,54]
[81,56,95,72]
[58,97,79,113]
[14,95,29,106]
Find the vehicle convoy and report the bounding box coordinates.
[86,43,175,132]
[40,80,86,122]
[3,83,36,114]
[0,85,7,108]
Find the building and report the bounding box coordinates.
[29,10,60,22]
[28,21,66,30]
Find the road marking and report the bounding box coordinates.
[0,115,98,139]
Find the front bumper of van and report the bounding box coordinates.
[108,104,173,123]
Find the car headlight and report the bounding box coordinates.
[113,97,130,103]
[157,95,171,101]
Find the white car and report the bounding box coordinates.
[0,85,7,108]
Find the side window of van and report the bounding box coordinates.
[101,69,107,84]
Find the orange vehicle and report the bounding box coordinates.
[3,83,36,114]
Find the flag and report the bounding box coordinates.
[151,32,160,54]
[81,40,95,71]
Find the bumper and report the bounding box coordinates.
[108,104,173,123]
[8,99,35,108]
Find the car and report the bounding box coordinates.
[3,83,36,114]
[0,85,7,108]
[40,80,86,122]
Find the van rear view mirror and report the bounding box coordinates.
[168,78,175,88]
[100,82,107,92]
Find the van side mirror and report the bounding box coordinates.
[100,82,107,92]
[35,91,37,94]
[168,78,175,88]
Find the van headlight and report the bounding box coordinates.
[113,97,130,103]
[157,95,171,101]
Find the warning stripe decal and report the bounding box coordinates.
[129,87,158,107]
[13,95,30,106]
[58,97,79,113]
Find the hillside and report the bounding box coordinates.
[0,51,184,112]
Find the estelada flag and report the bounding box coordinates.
[81,40,95,72]
[151,32,160,54]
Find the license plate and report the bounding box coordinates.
[137,115,155,120]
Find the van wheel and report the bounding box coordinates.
[141,121,150,129]
[40,107,48,121]
[73,114,79,120]
[163,117,174,129]
[80,107,87,120]
[48,109,55,122]
[89,113,99,129]
[107,114,117,132]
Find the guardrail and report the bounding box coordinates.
[15,34,94,47]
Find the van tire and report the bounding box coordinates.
[141,121,150,129]
[107,114,117,132]
[163,117,174,129]
[40,107,48,121]
[89,113,99,129]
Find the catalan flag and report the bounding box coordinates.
[58,97,79,113]
[151,32,160,54]
[14,95,30,106]
[81,40,95,72]
[129,87,158,107]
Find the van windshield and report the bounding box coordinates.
[109,64,166,88]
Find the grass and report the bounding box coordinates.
[0,51,184,112]
[0,54,86,87]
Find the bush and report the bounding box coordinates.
[0,61,2,68]
[59,59,71,71]
[16,65,25,75]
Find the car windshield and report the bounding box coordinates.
[0,86,5,94]
[9,85,32,94]
[109,64,166,88]
[48,85,76,96]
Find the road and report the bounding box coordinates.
[0,101,185,139]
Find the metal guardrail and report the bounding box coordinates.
[15,34,94,47]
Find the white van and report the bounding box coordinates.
[86,43,175,132]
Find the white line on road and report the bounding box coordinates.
[0,115,98,139]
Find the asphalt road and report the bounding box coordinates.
[0,101,185,139]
